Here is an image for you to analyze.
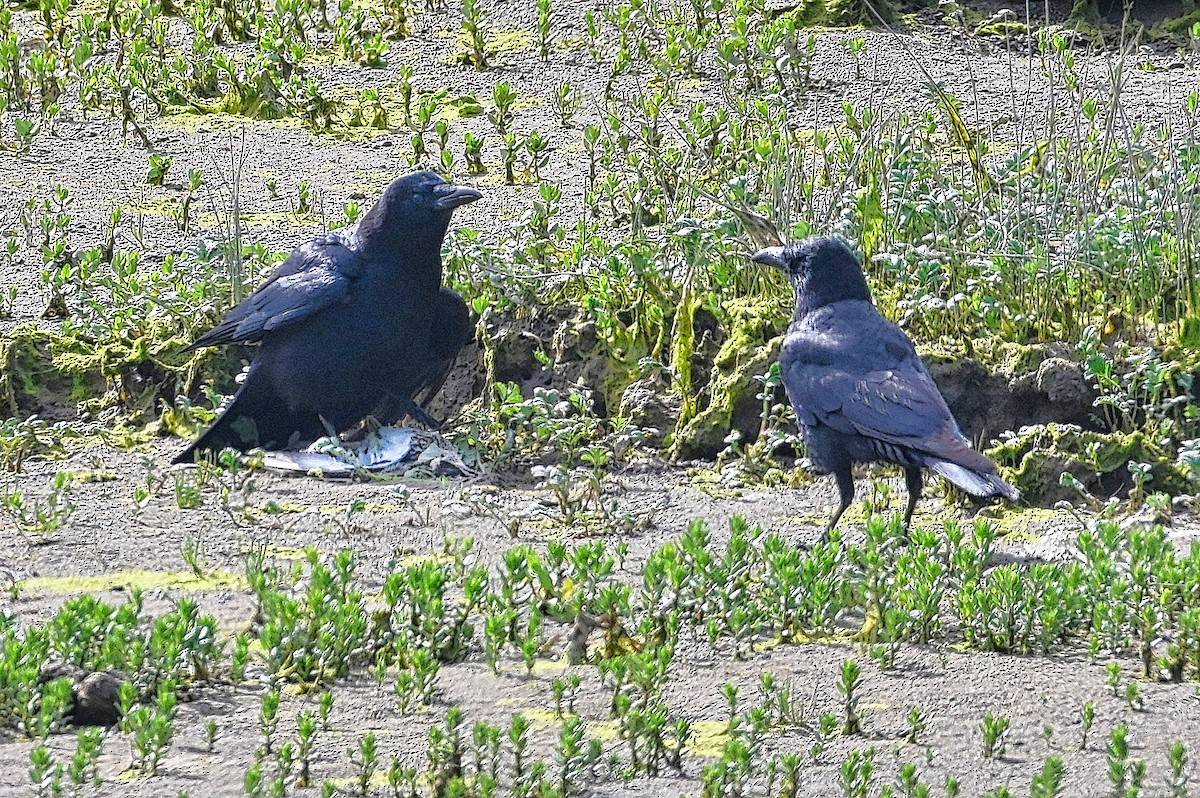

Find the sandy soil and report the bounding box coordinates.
[3,1,1200,796]
[3,442,1200,796]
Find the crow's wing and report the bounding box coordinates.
[828,363,1019,496]
[781,309,995,471]
[835,366,960,438]
[366,288,473,427]
[412,287,474,410]
[789,357,947,438]
[183,235,363,352]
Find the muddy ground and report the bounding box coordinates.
[3,443,1200,796]
[4,1,1200,796]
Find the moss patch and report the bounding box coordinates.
[919,340,1051,377]
[157,109,305,134]
[523,708,620,740]
[550,319,643,418]
[988,423,1190,503]
[986,505,1068,541]
[686,719,732,757]
[1069,0,1101,26]
[785,0,887,26]
[19,569,246,595]
[1153,9,1200,35]
[670,298,788,460]
[974,19,1030,37]
[489,30,533,54]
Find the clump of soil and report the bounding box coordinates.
[617,372,681,446]
[926,346,1097,445]
[40,664,127,727]
[669,298,787,460]
[989,423,1191,503]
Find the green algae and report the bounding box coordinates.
[20,569,246,595]
[988,423,1191,503]
[670,297,788,460]
[157,108,305,134]
[975,19,1030,37]
[522,707,726,756]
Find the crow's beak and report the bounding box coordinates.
[434,184,483,210]
[750,246,787,270]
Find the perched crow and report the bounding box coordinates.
[174,170,481,463]
[753,236,1019,538]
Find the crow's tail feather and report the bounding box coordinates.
[172,388,321,464]
[173,419,246,464]
[928,458,1020,502]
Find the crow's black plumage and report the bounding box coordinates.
[174,170,481,463]
[753,236,1019,537]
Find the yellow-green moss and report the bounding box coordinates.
[157,109,304,134]
[992,341,1051,375]
[1069,0,1101,26]
[974,20,1030,37]
[490,30,533,53]
[260,545,308,559]
[1154,9,1200,36]
[1,325,47,414]
[317,501,403,514]
[985,505,1068,541]
[988,423,1190,503]
[785,0,894,27]
[669,297,788,460]
[58,469,118,483]
[121,195,178,218]
[20,569,245,595]
[687,720,732,758]
[918,340,1049,376]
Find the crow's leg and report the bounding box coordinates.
[903,466,923,532]
[821,466,857,542]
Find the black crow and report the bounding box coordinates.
[753,236,1019,537]
[174,170,481,463]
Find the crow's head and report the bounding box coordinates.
[387,170,483,213]
[751,235,872,314]
[359,171,482,252]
